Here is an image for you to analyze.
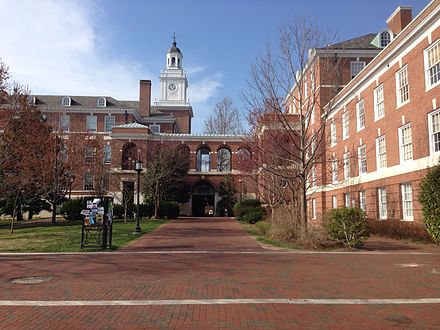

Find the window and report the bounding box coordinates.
[343,152,350,180]
[60,115,70,132]
[97,97,106,107]
[425,40,440,88]
[311,105,315,125]
[86,115,97,132]
[378,187,387,220]
[356,99,365,131]
[358,144,367,175]
[344,193,351,207]
[380,30,392,48]
[342,111,349,139]
[359,191,366,211]
[149,124,160,133]
[429,109,440,154]
[330,121,337,146]
[104,116,115,133]
[104,145,112,164]
[351,61,365,79]
[197,148,211,172]
[401,183,413,221]
[85,147,96,164]
[312,199,316,219]
[374,85,385,120]
[332,195,337,209]
[331,158,338,183]
[396,65,410,106]
[398,124,413,162]
[62,96,71,107]
[217,148,231,172]
[84,172,94,190]
[376,135,387,169]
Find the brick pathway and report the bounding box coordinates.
[0,217,439,329]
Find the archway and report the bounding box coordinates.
[192,182,215,217]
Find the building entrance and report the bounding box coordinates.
[192,182,215,217]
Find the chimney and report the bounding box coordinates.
[386,6,413,35]
[139,80,151,117]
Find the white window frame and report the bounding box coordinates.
[86,115,97,133]
[331,158,338,184]
[428,108,440,155]
[60,114,70,132]
[104,115,115,133]
[311,166,316,187]
[311,105,315,125]
[149,124,161,133]
[62,96,71,107]
[312,198,316,219]
[343,152,350,180]
[332,195,337,209]
[374,84,385,121]
[84,172,94,191]
[378,187,387,220]
[97,97,107,107]
[358,144,367,175]
[344,193,351,208]
[359,191,366,212]
[398,123,413,163]
[103,145,112,164]
[424,39,440,90]
[356,99,365,131]
[396,65,410,107]
[342,111,349,140]
[401,183,414,221]
[380,30,392,48]
[351,61,366,79]
[376,135,387,170]
[330,121,337,146]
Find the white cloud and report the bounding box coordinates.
[0,0,149,100]
[188,75,222,104]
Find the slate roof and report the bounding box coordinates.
[321,34,380,50]
[34,95,138,109]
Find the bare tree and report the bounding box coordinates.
[242,16,341,233]
[203,96,244,135]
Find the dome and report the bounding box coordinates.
[168,41,181,54]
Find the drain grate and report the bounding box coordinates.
[11,276,53,284]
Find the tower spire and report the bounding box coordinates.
[173,32,176,46]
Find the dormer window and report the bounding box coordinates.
[27,96,36,105]
[97,97,107,107]
[62,96,71,107]
[380,30,392,48]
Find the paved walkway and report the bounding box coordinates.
[0,217,439,329]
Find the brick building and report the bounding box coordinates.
[27,40,250,216]
[300,1,440,232]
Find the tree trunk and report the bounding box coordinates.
[28,209,34,221]
[300,178,308,234]
[51,202,57,225]
[124,204,128,223]
[17,207,23,222]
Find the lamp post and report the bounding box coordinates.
[133,159,143,234]
[238,178,243,202]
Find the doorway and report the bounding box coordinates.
[192,182,215,217]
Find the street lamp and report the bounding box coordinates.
[133,159,143,234]
[238,178,243,202]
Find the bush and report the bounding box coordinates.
[324,207,369,248]
[419,163,440,243]
[233,199,262,219]
[216,198,234,216]
[59,198,84,221]
[242,208,266,224]
[112,203,134,219]
[159,201,180,219]
[140,201,155,218]
[255,221,271,236]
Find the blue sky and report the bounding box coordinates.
[0,0,427,133]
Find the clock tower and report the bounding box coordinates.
[158,37,189,106]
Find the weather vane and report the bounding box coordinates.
[173,32,176,43]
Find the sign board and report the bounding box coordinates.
[87,201,93,209]
[97,207,105,215]
[81,209,90,216]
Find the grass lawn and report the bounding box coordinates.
[0,218,167,252]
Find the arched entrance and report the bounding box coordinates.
[192,182,215,217]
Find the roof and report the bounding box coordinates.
[34,95,138,109]
[321,33,380,50]
[114,123,148,129]
[167,41,181,54]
